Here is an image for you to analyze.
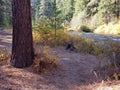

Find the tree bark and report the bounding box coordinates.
[11,0,34,68]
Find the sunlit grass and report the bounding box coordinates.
[94,21,120,35]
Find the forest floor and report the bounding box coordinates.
[0,30,120,90]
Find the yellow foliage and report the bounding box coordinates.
[0,48,10,64]
[33,30,74,46]
[94,22,120,35]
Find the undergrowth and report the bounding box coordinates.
[0,48,10,65]
[33,30,105,57]
[33,30,71,46]
[33,23,119,59]
[33,46,59,73]
[105,41,120,81]
[107,41,120,65]
[33,22,120,77]
[96,41,120,81]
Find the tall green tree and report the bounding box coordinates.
[98,0,120,23]
[39,0,53,21]
[74,0,89,15]
[0,0,12,26]
[3,0,12,26]
[86,0,100,16]
[0,0,4,26]
[58,0,75,21]
[31,0,41,24]
[11,0,34,68]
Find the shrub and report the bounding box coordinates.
[75,38,105,56]
[75,38,93,53]
[33,30,77,47]
[79,25,92,32]
[33,46,59,73]
[33,20,54,34]
[92,43,105,57]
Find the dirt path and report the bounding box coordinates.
[0,30,12,52]
[0,30,120,90]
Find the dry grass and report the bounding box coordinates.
[101,41,120,81]
[33,30,74,46]
[33,46,59,73]
[33,30,105,56]
[0,48,10,65]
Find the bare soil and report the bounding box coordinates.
[0,30,120,90]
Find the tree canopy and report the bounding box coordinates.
[0,0,120,29]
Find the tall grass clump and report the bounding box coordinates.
[33,46,59,73]
[107,41,120,66]
[97,41,120,81]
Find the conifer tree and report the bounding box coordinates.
[11,0,34,68]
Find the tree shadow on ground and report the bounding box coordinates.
[24,54,99,90]
[0,58,99,90]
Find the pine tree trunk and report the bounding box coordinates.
[11,0,34,68]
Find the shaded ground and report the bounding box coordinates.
[0,30,120,90]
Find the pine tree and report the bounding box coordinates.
[0,0,4,26]
[98,0,119,23]
[74,0,89,15]
[11,0,34,68]
[39,0,53,21]
[57,0,75,21]
[31,0,41,24]
[86,0,100,16]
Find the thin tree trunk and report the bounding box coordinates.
[11,0,34,68]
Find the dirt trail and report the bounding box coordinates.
[0,30,12,51]
[0,30,119,90]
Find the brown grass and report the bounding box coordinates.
[33,46,59,73]
[0,48,11,65]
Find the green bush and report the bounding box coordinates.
[79,25,92,32]
[33,21,53,34]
